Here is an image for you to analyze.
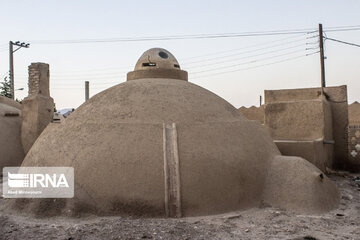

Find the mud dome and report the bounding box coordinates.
[16,48,339,217]
[0,97,24,171]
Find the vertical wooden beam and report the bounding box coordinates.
[163,123,182,217]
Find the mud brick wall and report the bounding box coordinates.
[28,63,50,96]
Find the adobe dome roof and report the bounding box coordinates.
[18,48,339,217]
[70,78,247,124]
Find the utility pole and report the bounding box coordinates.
[9,42,14,99]
[9,41,30,99]
[85,81,89,101]
[318,24,326,88]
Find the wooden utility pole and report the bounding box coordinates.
[85,81,89,101]
[319,24,326,88]
[9,41,30,99]
[9,41,14,99]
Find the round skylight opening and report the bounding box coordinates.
[158,51,169,59]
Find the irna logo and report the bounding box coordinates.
[8,172,69,188]
[3,167,74,198]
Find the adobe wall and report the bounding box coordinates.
[274,139,333,172]
[0,102,24,170]
[265,99,333,141]
[238,105,264,124]
[265,98,333,171]
[349,102,360,125]
[21,63,54,154]
[0,96,22,110]
[265,85,349,170]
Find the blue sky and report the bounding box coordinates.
[0,0,359,109]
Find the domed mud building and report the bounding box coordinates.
[0,96,24,171]
[18,48,339,217]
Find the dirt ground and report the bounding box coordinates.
[0,174,359,240]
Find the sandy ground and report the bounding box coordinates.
[0,174,359,240]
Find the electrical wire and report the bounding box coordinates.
[182,37,309,65]
[23,25,360,45]
[19,43,313,85]
[324,24,360,29]
[191,51,319,79]
[324,37,360,48]
[47,52,319,90]
[28,29,314,44]
[6,24,359,90]
[185,43,309,69]
[37,50,319,89]
[47,49,317,86]
[325,27,360,33]
[14,35,312,79]
[190,48,309,74]
[37,44,310,82]
[180,33,309,61]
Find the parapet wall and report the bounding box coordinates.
[265,97,333,171]
[349,102,360,125]
[265,85,349,170]
[265,99,333,141]
[238,105,264,124]
[28,63,50,96]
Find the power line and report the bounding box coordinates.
[324,37,360,48]
[325,27,360,33]
[191,48,309,74]
[32,45,309,83]
[21,35,309,76]
[183,36,309,65]
[191,51,319,79]
[43,50,317,88]
[24,25,360,45]
[10,36,310,76]
[324,24,360,29]
[15,43,311,83]
[184,40,309,67]
[187,43,308,70]
[52,52,319,89]
[28,30,314,44]
[13,35,312,79]
[180,33,309,61]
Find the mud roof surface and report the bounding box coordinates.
[17,49,339,217]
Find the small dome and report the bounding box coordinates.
[127,48,188,81]
[134,48,181,71]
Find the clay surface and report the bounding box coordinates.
[0,101,24,170]
[349,101,360,125]
[238,105,264,123]
[15,49,340,217]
